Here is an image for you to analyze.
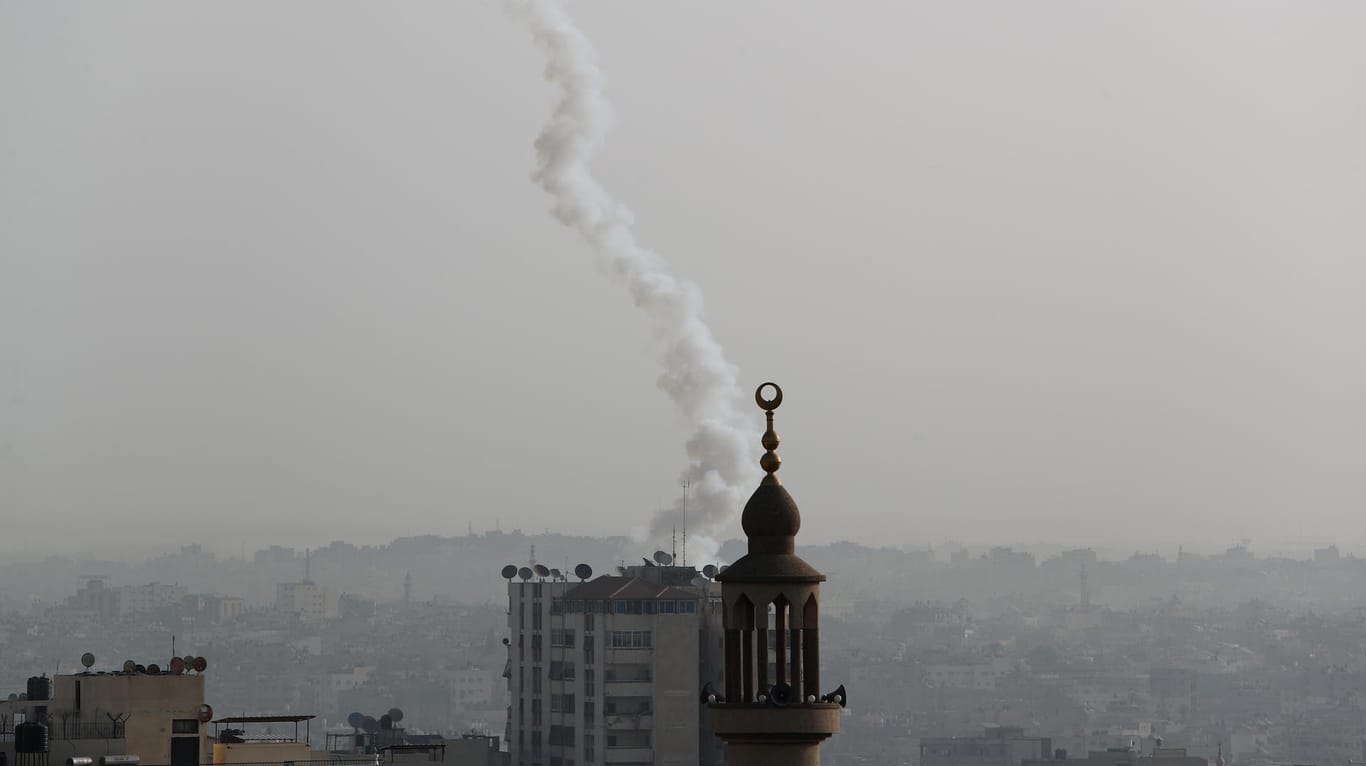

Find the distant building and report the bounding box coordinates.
[65,579,186,619]
[1024,747,1206,766]
[924,659,1017,691]
[921,726,1054,766]
[277,580,339,622]
[505,560,723,766]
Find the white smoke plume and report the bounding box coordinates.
[509,0,757,554]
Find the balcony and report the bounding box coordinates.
[604,746,655,763]
[604,680,652,697]
[605,714,653,731]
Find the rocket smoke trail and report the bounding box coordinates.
[510,0,757,553]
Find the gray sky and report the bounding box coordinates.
[2,2,1363,560]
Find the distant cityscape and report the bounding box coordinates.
[5,533,1366,765]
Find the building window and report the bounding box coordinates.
[609,630,652,649]
[551,694,576,714]
[551,628,575,647]
[659,600,676,614]
[171,719,199,734]
[679,599,697,614]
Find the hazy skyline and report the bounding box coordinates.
[3,2,1364,559]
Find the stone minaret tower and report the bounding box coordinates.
[707,382,843,766]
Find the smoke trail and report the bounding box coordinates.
[509,0,757,552]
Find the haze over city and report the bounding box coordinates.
[3,2,1363,560]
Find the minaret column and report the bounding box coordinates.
[707,383,844,766]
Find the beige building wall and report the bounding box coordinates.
[651,610,700,766]
[214,741,310,764]
[50,673,207,766]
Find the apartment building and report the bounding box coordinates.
[505,561,723,766]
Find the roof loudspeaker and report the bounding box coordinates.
[768,683,794,707]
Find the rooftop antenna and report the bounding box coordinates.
[529,545,536,566]
[680,479,689,567]
[672,527,677,564]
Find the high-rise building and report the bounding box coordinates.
[504,559,724,766]
[707,383,845,766]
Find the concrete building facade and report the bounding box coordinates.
[2,667,208,766]
[505,562,723,766]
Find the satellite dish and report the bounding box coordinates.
[191,657,207,673]
[7,693,16,701]
[183,655,195,667]
[533,564,550,578]
[379,714,393,731]
[122,660,136,673]
[574,564,592,581]
[719,564,729,573]
[653,550,673,566]
[81,653,95,669]
[347,712,364,729]
[387,708,404,723]
[518,567,533,581]
[500,565,517,580]
[146,663,161,674]
[702,564,717,579]
[361,716,379,734]
[134,664,146,673]
[550,568,562,579]
[169,657,185,675]
[197,704,214,723]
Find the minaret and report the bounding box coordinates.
[707,383,843,766]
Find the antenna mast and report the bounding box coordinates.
[680,479,689,567]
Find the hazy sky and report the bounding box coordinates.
[2,2,1363,560]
